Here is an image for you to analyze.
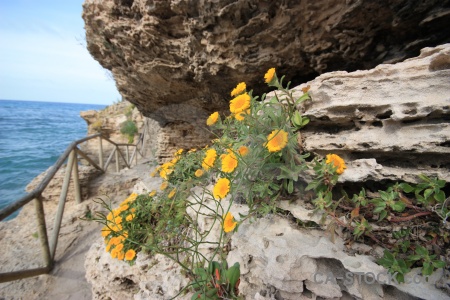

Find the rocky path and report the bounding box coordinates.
[0,159,159,300]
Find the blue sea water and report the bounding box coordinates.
[0,99,106,218]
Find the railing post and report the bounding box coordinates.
[49,150,75,259]
[34,195,52,270]
[98,136,103,170]
[135,145,138,165]
[115,146,119,172]
[72,149,81,204]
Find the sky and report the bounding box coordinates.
[0,0,121,105]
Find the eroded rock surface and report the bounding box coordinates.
[82,0,450,120]
[227,215,448,300]
[294,43,450,183]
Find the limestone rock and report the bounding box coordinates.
[294,43,450,183]
[227,215,449,300]
[82,0,450,121]
[85,243,190,300]
[79,101,146,166]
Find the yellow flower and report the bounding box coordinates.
[108,237,120,246]
[105,244,111,252]
[264,68,276,84]
[127,193,138,202]
[265,129,289,152]
[213,178,230,200]
[326,154,347,175]
[114,216,123,224]
[175,149,184,156]
[101,226,111,237]
[160,181,168,190]
[125,249,136,261]
[238,146,249,156]
[223,212,237,233]
[195,169,204,177]
[168,188,176,199]
[115,243,124,252]
[202,148,217,170]
[149,190,156,197]
[230,93,251,114]
[188,148,197,153]
[231,82,246,97]
[117,251,125,260]
[235,109,250,121]
[150,169,157,177]
[221,152,238,173]
[126,214,135,221]
[207,112,219,126]
[111,248,118,259]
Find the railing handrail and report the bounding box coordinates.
[0,124,148,283]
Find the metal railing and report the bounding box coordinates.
[0,126,148,283]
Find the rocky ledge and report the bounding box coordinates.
[84,44,450,299]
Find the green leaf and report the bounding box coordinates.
[292,111,303,126]
[437,179,446,188]
[432,260,446,269]
[191,291,202,300]
[408,254,422,261]
[226,262,240,289]
[379,210,388,221]
[434,190,446,203]
[423,188,433,200]
[415,245,428,256]
[422,262,433,276]
[383,250,395,262]
[399,183,415,193]
[295,92,310,104]
[391,201,406,212]
[287,180,294,194]
[301,118,310,127]
[418,174,431,183]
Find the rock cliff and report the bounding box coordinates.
[84,44,450,300]
[82,0,450,122]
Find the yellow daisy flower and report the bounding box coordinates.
[195,169,204,177]
[265,129,288,152]
[231,82,246,97]
[213,178,230,200]
[238,146,249,156]
[264,68,276,84]
[223,212,237,233]
[160,181,168,190]
[202,148,217,170]
[207,112,219,126]
[125,249,136,261]
[221,152,238,173]
[168,188,176,199]
[230,93,250,114]
[326,154,347,175]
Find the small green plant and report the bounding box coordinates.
[371,190,406,221]
[120,120,138,143]
[377,250,411,283]
[191,261,241,300]
[408,245,446,278]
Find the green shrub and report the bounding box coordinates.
[120,120,137,143]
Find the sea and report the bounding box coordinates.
[0,99,106,220]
